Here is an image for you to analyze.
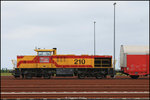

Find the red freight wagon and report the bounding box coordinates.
[120,45,149,79]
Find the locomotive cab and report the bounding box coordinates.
[34,48,57,56]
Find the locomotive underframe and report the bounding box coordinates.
[14,68,114,79]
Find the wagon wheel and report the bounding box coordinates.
[130,75,139,79]
[78,74,85,79]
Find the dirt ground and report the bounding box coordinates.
[1,76,149,99]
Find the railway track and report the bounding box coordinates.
[1,93,149,99]
[1,76,149,99]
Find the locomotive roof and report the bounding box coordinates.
[34,49,55,52]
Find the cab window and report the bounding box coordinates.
[38,51,51,56]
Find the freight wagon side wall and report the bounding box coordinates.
[125,54,149,75]
[147,54,149,74]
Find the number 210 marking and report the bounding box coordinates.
[74,59,85,64]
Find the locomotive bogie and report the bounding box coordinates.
[14,68,114,79]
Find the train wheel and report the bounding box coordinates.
[25,73,32,79]
[111,75,115,79]
[43,74,51,79]
[103,75,107,79]
[14,76,20,78]
[36,74,42,78]
[78,74,85,79]
[96,74,103,79]
[130,75,139,79]
[22,74,24,79]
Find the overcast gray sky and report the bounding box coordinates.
[1,1,149,69]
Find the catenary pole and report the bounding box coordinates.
[113,3,116,75]
[94,21,96,55]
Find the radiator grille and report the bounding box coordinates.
[94,58,112,67]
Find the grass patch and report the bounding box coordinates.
[0,73,12,76]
